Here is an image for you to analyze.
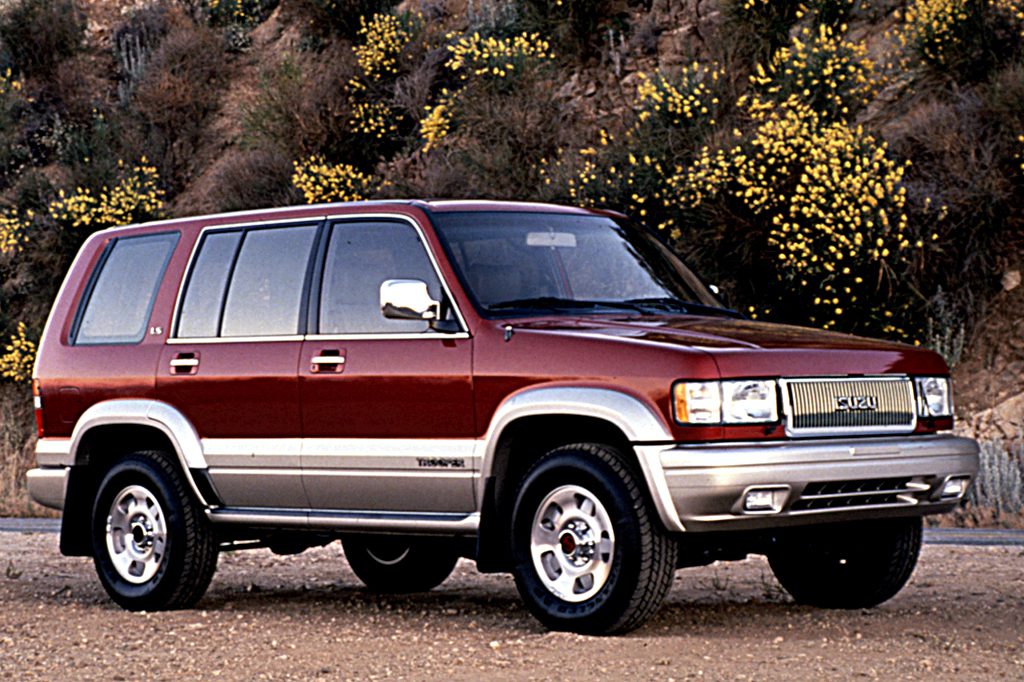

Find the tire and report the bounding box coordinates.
[343,535,459,592]
[91,451,218,611]
[509,443,676,635]
[767,517,922,609]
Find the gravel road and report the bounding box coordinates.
[0,532,1021,681]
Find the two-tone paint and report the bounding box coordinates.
[28,200,978,551]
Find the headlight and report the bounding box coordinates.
[674,380,778,425]
[915,376,953,418]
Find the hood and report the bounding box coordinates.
[510,315,949,377]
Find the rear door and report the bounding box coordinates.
[157,220,322,509]
[299,216,475,513]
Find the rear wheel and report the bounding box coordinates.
[510,443,676,635]
[768,517,922,609]
[342,535,459,592]
[91,451,218,611]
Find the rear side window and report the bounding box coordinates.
[175,224,318,338]
[74,232,179,345]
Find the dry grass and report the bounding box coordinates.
[0,384,53,518]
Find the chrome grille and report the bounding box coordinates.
[783,377,915,436]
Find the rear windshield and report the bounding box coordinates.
[73,232,179,345]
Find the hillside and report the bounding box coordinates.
[0,0,1021,519]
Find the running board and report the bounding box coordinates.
[207,507,480,534]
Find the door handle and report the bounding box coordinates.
[311,356,346,366]
[310,350,345,373]
[170,353,200,375]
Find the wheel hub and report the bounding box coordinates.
[106,484,167,585]
[530,484,615,603]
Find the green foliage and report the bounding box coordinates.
[722,0,804,66]
[0,0,85,78]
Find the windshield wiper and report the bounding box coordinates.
[623,297,745,318]
[487,297,647,313]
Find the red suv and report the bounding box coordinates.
[27,201,979,634]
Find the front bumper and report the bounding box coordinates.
[639,434,979,532]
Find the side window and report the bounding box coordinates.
[220,225,318,337]
[74,232,179,345]
[319,221,443,334]
[176,231,243,338]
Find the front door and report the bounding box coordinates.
[299,217,475,513]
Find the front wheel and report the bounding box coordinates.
[510,444,676,635]
[342,535,459,592]
[91,451,218,611]
[768,517,922,609]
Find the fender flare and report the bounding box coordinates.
[69,399,210,506]
[479,386,684,532]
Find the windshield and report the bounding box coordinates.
[430,211,733,318]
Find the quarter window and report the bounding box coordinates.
[319,221,444,334]
[74,232,179,345]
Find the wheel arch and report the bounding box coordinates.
[476,387,683,571]
[59,400,215,556]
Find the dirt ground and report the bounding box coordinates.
[0,533,1021,681]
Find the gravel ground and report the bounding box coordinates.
[0,533,1021,681]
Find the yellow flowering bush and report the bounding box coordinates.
[353,13,410,80]
[539,64,724,234]
[0,210,30,254]
[349,101,398,139]
[49,159,165,230]
[670,96,924,335]
[292,156,383,203]
[898,0,1024,78]
[0,67,23,95]
[0,322,35,384]
[445,32,554,82]
[635,64,722,131]
[419,32,555,153]
[207,0,269,25]
[751,24,879,120]
[420,95,452,153]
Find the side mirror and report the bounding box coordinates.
[380,279,440,321]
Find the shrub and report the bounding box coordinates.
[206,147,300,212]
[0,0,85,78]
[242,47,359,160]
[668,96,928,337]
[721,0,804,67]
[286,0,400,40]
[969,439,1024,515]
[206,0,277,27]
[513,0,627,58]
[407,29,570,198]
[751,24,879,121]
[0,67,28,189]
[0,210,29,255]
[48,159,165,231]
[292,156,384,202]
[0,322,35,384]
[129,16,229,190]
[539,63,725,234]
[898,0,1024,82]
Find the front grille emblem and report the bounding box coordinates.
[835,396,878,412]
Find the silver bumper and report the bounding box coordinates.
[26,467,69,511]
[642,434,979,532]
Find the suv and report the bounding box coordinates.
[28,201,978,634]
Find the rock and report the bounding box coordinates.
[1002,270,1021,292]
